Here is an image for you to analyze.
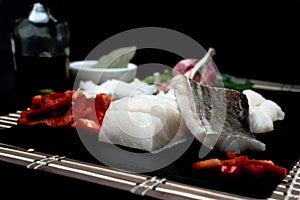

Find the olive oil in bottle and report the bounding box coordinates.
[12,2,70,101]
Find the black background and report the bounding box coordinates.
[1,0,300,114]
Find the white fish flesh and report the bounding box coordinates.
[79,78,155,99]
[170,74,266,153]
[98,92,188,152]
[242,89,285,133]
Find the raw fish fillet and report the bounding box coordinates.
[171,74,265,153]
[99,93,188,152]
[242,89,285,133]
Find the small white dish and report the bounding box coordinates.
[69,60,137,85]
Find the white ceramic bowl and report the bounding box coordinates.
[69,60,137,84]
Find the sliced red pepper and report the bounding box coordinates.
[192,152,287,180]
[221,165,242,178]
[226,151,236,159]
[192,158,222,170]
[25,97,71,120]
[247,159,274,166]
[263,163,287,180]
[243,163,265,179]
[221,155,248,166]
[75,118,100,134]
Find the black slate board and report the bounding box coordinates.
[0,89,299,199]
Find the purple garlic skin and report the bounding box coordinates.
[172,58,217,86]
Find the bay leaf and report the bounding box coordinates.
[94,46,137,68]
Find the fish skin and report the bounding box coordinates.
[171,74,265,154]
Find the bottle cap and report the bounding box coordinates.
[28,3,49,23]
